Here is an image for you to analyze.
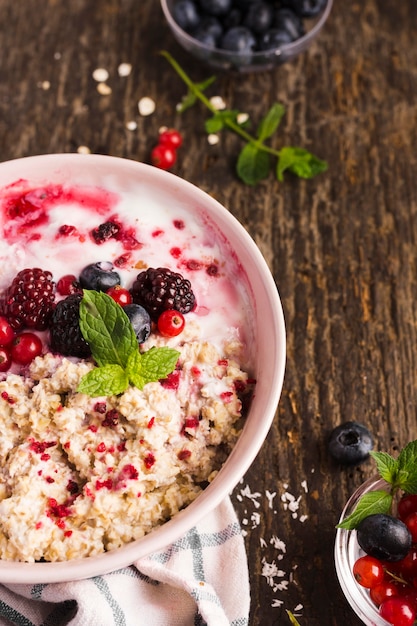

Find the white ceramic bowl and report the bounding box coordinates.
[0,153,285,582]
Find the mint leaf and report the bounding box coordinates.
[337,490,393,530]
[370,451,398,485]
[237,143,270,185]
[178,76,216,113]
[396,441,417,492]
[205,109,241,134]
[257,103,285,142]
[79,290,137,368]
[77,364,129,397]
[127,346,180,390]
[277,147,328,182]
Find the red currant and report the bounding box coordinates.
[0,316,15,346]
[370,579,401,606]
[56,274,80,296]
[405,512,417,544]
[159,128,183,150]
[0,347,12,372]
[106,285,132,306]
[398,495,417,521]
[353,555,385,588]
[151,144,177,170]
[157,310,185,337]
[11,333,43,365]
[379,596,416,626]
[398,547,417,581]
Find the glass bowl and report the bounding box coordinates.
[160,0,333,72]
[335,477,393,626]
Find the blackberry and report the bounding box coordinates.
[91,221,120,244]
[49,294,91,358]
[130,267,195,321]
[0,268,55,331]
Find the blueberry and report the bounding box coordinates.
[79,262,121,292]
[328,421,374,465]
[258,28,293,50]
[222,8,242,29]
[273,8,305,41]
[357,514,412,562]
[173,0,200,31]
[123,304,151,344]
[192,16,223,45]
[281,0,327,18]
[199,0,232,16]
[243,2,273,34]
[220,26,256,52]
[233,0,259,8]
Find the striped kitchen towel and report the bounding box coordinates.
[0,497,250,626]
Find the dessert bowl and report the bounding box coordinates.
[160,0,333,72]
[0,153,286,582]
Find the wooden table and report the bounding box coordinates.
[1,1,417,624]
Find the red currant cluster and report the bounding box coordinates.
[353,494,417,626]
[0,317,43,370]
[150,128,183,171]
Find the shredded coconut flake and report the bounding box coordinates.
[77,146,91,155]
[126,121,137,131]
[237,112,249,124]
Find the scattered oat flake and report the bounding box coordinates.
[92,68,109,82]
[126,121,137,131]
[207,134,219,145]
[237,112,249,124]
[299,514,308,523]
[97,83,112,95]
[138,97,156,116]
[210,95,226,110]
[301,480,308,493]
[118,63,132,77]
[77,146,91,154]
[54,52,61,60]
[37,80,51,90]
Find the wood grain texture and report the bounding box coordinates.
[1,0,417,624]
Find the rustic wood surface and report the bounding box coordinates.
[1,0,417,624]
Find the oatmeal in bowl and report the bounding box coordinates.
[0,154,285,582]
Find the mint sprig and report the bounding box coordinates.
[77,290,180,397]
[160,50,328,186]
[337,440,417,530]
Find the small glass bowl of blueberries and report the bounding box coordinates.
[160,0,333,72]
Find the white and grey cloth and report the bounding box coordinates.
[0,498,250,626]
